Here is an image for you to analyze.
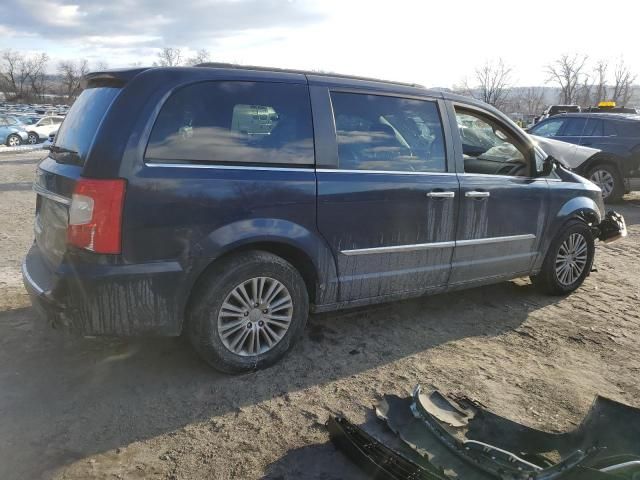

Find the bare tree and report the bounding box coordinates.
[465,58,512,109]
[518,87,546,116]
[155,47,182,67]
[611,58,637,106]
[186,49,211,66]
[0,49,50,102]
[593,60,609,104]
[545,54,588,104]
[26,53,49,101]
[58,59,89,101]
[576,73,594,107]
[94,60,109,70]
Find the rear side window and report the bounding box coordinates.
[53,87,120,165]
[561,118,587,136]
[583,118,603,136]
[145,81,314,166]
[330,92,446,172]
[616,121,640,137]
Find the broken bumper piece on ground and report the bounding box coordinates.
[595,210,627,243]
[329,385,640,480]
[326,415,449,480]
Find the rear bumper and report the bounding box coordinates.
[22,243,187,336]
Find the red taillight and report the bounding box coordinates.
[67,178,126,254]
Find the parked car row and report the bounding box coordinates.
[23,64,626,373]
[527,112,640,201]
[0,102,68,146]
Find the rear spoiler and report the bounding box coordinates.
[81,68,149,89]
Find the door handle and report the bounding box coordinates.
[426,191,456,198]
[465,191,490,198]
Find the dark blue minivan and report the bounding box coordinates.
[23,65,626,372]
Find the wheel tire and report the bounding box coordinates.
[531,220,594,295]
[587,162,624,203]
[187,250,309,374]
[6,134,21,147]
[27,132,38,145]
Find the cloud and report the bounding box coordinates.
[0,0,325,48]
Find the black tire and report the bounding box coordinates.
[187,250,309,373]
[531,219,594,295]
[27,132,39,145]
[586,162,624,203]
[5,134,21,147]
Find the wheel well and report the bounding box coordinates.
[574,208,599,226]
[583,154,623,177]
[188,242,319,310]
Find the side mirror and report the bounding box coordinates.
[536,155,555,177]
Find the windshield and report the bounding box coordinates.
[52,87,120,165]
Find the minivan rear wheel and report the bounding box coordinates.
[187,250,309,373]
[531,219,594,295]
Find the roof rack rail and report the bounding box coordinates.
[195,62,425,88]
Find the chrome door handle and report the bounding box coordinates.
[465,191,491,198]
[426,191,456,198]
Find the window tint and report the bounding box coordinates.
[604,121,617,136]
[530,118,564,137]
[456,109,529,177]
[330,92,446,172]
[561,117,587,136]
[146,82,314,166]
[616,121,640,137]
[51,117,63,125]
[53,87,120,165]
[583,118,603,136]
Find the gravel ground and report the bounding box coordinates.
[0,150,639,480]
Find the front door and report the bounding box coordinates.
[449,105,549,285]
[315,90,459,302]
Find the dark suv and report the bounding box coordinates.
[23,65,626,373]
[528,113,640,201]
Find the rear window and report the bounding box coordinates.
[144,81,314,166]
[52,87,120,165]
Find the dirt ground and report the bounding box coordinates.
[1,150,639,480]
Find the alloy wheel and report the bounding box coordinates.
[555,233,588,286]
[217,276,293,356]
[589,169,615,199]
[8,135,20,147]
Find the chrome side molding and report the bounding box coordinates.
[341,234,535,256]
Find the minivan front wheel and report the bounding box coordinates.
[188,251,309,373]
[531,220,594,295]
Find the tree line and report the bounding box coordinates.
[0,47,211,104]
[1,48,637,116]
[459,54,638,116]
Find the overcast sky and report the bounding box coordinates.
[1,0,638,88]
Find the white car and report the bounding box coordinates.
[25,116,64,144]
